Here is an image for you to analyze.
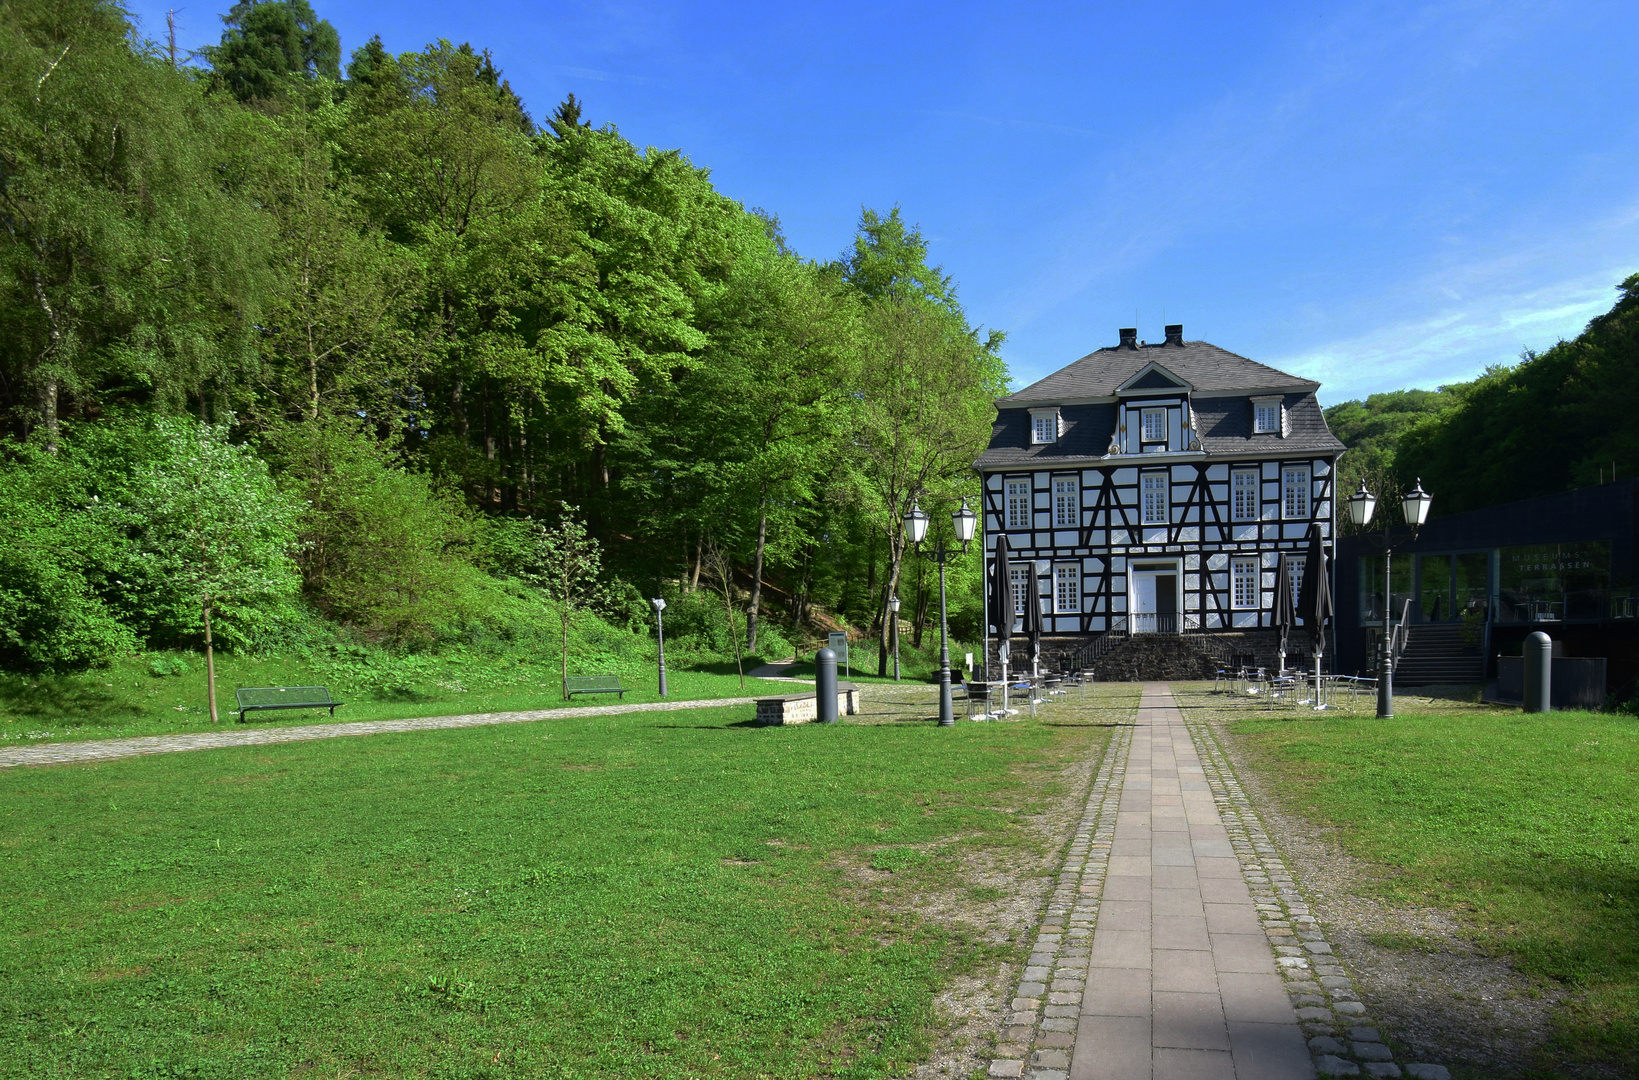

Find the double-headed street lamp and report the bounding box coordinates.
[650,597,668,698]
[902,497,979,727]
[1347,479,1432,718]
[888,594,902,681]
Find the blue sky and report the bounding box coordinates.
[131,0,1639,405]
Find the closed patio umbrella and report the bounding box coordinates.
[1296,524,1334,705]
[988,534,1013,690]
[1022,559,1044,677]
[1272,553,1296,675]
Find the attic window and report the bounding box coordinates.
[1253,397,1283,435]
[1030,409,1060,445]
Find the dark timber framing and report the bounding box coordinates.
[975,326,1344,654]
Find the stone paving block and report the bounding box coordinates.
[1070,1015,1150,1080]
[1152,990,1230,1050]
[1218,972,1298,1024]
[1191,838,1235,858]
[1088,929,1151,968]
[1202,901,1262,934]
[1081,967,1151,1017]
[1036,1030,1074,1048]
[1352,1041,1394,1061]
[1333,1000,1368,1016]
[1103,875,1152,901]
[1210,932,1279,974]
[1152,949,1218,993]
[1097,900,1151,931]
[1152,844,1197,867]
[1153,914,1211,951]
[1348,1027,1382,1043]
[1402,1066,1450,1080]
[1108,856,1152,877]
[1032,1049,1071,1069]
[1307,1035,1346,1054]
[1151,865,1200,889]
[1225,1019,1314,1080]
[1150,1046,1235,1080]
[1316,1054,1360,1076]
[1362,1065,1401,1078]
[1152,888,1207,917]
[989,1060,1025,1078]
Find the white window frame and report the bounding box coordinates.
[1253,398,1282,435]
[1141,407,1167,444]
[1030,409,1060,445]
[1141,472,1169,525]
[1010,566,1031,618]
[1054,564,1081,613]
[1283,466,1311,519]
[1053,478,1079,527]
[1006,479,1031,529]
[1231,469,1259,523]
[1232,557,1259,609]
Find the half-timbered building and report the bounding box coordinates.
[975,325,1343,670]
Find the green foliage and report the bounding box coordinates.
[1393,275,1639,514]
[203,0,341,102]
[266,419,492,644]
[1325,276,1639,517]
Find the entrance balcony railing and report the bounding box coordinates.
[1131,613,1202,635]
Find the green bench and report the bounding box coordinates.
[234,686,344,723]
[565,675,627,700]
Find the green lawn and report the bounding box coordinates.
[1203,693,1639,1073]
[0,693,1125,1078]
[0,652,804,746]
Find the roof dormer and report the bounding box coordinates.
[1116,361,1193,396]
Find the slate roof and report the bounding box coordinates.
[1001,340,1315,405]
[975,336,1342,472]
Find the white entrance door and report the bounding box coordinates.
[1132,573,1158,634]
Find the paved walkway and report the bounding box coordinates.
[992,684,1449,1080]
[1073,684,1311,1079]
[0,695,766,770]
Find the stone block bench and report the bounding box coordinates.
[755,683,859,726]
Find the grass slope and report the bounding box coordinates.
[0,697,1122,1078]
[0,652,806,745]
[1223,702,1639,1073]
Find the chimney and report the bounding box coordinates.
[1118,328,1138,349]
[1164,324,1184,346]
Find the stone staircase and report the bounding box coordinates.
[1394,624,1484,685]
[1093,633,1221,682]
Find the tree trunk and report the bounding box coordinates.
[38,375,59,454]
[689,533,704,592]
[203,596,220,724]
[878,546,903,678]
[745,496,769,652]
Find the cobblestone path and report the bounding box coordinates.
[0,696,764,770]
[989,684,1451,1080]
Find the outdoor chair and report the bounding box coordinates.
[964,681,994,721]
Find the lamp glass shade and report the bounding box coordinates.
[888,595,900,613]
[903,501,930,544]
[1402,480,1432,527]
[651,597,666,612]
[1347,481,1376,527]
[952,498,978,544]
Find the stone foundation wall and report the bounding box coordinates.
[981,630,1321,681]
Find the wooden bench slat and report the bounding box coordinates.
[234,686,344,723]
[565,676,626,699]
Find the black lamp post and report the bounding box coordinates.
[903,497,978,727]
[888,594,901,681]
[651,597,668,698]
[1348,479,1432,718]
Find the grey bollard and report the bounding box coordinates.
[1523,631,1552,713]
[815,647,839,723]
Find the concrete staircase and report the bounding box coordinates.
[1094,634,1221,682]
[1394,624,1484,685]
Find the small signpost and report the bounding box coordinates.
[827,631,850,680]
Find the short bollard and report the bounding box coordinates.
[815,647,839,724]
[1524,630,1552,713]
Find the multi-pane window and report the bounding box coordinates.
[1032,413,1057,444]
[1232,557,1259,609]
[1142,472,1169,525]
[1287,555,1307,609]
[1254,400,1282,434]
[1006,479,1031,529]
[1232,469,1259,522]
[1141,408,1167,443]
[1054,564,1080,613]
[1053,478,1078,527]
[1010,567,1031,618]
[1283,466,1311,518]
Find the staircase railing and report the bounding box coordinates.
[1386,599,1412,672]
[1070,617,1128,672]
